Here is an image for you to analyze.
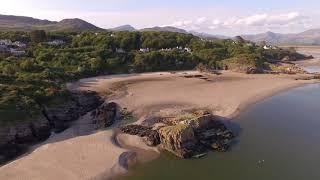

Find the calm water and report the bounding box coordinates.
[304,66,320,73]
[121,84,320,180]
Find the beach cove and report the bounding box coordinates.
[0,68,318,179]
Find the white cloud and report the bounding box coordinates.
[165,12,311,35]
[234,12,305,26]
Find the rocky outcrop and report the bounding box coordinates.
[119,125,160,146]
[158,111,234,158]
[91,102,118,128]
[0,91,103,164]
[120,110,235,159]
[271,63,307,74]
[281,54,313,62]
[158,124,196,158]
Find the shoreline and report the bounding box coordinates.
[227,82,312,119]
[0,71,318,180]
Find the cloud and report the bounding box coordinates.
[165,12,311,35]
[234,12,305,26]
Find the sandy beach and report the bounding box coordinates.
[293,46,320,67]
[0,71,317,180]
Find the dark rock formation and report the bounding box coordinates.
[0,91,103,164]
[281,54,313,62]
[0,117,51,164]
[119,125,160,146]
[45,91,104,132]
[295,74,320,81]
[246,67,261,74]
[91,102,118,128]
[195,121,234,152]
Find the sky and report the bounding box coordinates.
[1,0,320,36]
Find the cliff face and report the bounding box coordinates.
[158,124,197,158]
[0,91,104,164]
[0,117,51,163]
[44,91,104,132]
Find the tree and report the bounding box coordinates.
[30,30,47,43]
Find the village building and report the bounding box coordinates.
[13,41,27,48]
[10,48,25,56]
[139,48,150,53]
[184,47,192,53]
[47,40,65,46]
[263,45,278,50]
[0,39,12,46]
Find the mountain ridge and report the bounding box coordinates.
[140,26,189,34]
[242,29,320,45]
[0,14,101,31]
[109,25,136,32]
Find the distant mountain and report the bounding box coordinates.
[190,31,229,40]
[242,31,285,44]
[0,14,101,31]
[242,29,320,45]
[140,26,189,34]
[52,18,100,31]
[109,25,136,32]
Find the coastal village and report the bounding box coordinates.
[0,39,26,56]
[0,39,65,56]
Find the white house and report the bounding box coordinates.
[0,39,12,46]
[263,45,271,50]
[160,48,173,52]
[184,47,192,53]
[10,48,25,56]
[13,41,27,48]
[47,40,65,46]
[263,45,278,50]
[139,48,150,53]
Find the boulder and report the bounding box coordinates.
[120,125,160,146]
[246,67,261,74]
[179,110,214,130]
[91,102,118,128]
[158,124,196,158]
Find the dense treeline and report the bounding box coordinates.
[0,30,304,125]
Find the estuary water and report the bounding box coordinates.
[120,47,320,180]
[121,83,320,180]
